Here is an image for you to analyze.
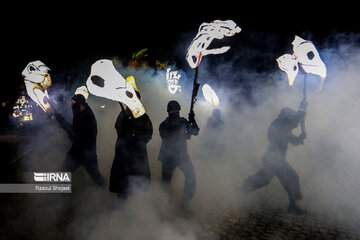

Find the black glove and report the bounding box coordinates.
[53,112,65,123]
[188,110,196,124]
[297,109,306,121]
[45,110,55,120]
[299,100,308,111]
[53,112,74,140]
[299,132,307,141]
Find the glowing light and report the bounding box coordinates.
[22,60,52,112]
[129,48,149,68]
[202,84,220,107]
[132,48,148,59]
[75,85,89,100]
[23,114,33,121]
[156,60,168,71]
[12,95,34,122]
[186,20,241,69]
[166,68,182,94]
[86,59,146,118]
[100,105,106,109]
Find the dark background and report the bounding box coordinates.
[2,2,359,130]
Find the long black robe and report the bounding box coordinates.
[109,111,153,196]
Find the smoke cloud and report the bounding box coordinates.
[9,30,360,239]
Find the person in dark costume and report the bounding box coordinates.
[206,108,224,131]
[240,107,307,215]
[158,100,200,214]
[109,102,153,200]
[203,108,225,158]
[54,94,105,186]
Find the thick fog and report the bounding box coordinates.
[13,31,360,239]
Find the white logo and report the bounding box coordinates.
[166,68,182,94]
[34,172,71,182]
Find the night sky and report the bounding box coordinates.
[2,3,359,113]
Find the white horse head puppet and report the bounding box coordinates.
[21,60,52,112]
[277,36,326,92]
[276,54,299,86]
[86,59,146,118]
[186,20,241,69]
[292,35,326,92]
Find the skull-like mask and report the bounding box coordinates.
[21,60,52,112]
[186,20,241,68]
[277,36,326,92]
[292,35,326,92]
[276,54,299,86]
[166,68,181,94]
[86,59,146,118]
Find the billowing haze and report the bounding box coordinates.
[14,31,360,239]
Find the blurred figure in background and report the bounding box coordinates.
[206,108,224,131]
[203,108,225,158]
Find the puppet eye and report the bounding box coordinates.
[307,51,315,60]
[91,75,105,88]
[125,91,133,98]
[86,59,146,118]
[192,56,197,64]
[29,65,36,72]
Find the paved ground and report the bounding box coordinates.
[1,136,360,240]
[2,198,360,240]
[196,208,360,240]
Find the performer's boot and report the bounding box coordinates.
[180,197,194,216]
[287,200,307,215]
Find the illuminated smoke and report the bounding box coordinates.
[12,31,360,239]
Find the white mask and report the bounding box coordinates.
[22,60,51,112]
[276,54,299,86]
[292,35,326,91]
[22,60,51,84]
[277,36,326,92]
[86,59,146,118]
